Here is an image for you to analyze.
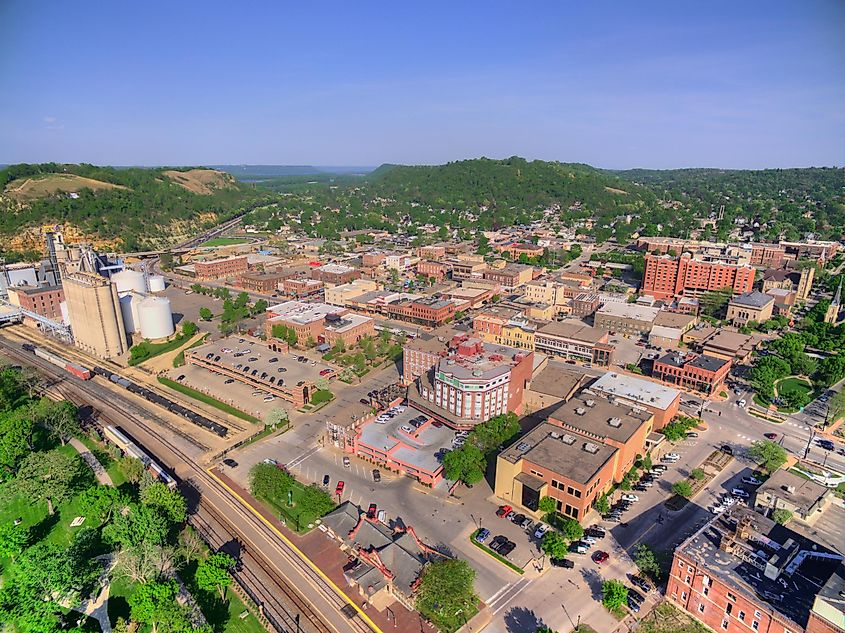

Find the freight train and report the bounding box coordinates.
[103,425,177,489]
[90,366,228,437]
[19,343,228,437]
[21,344,92,380]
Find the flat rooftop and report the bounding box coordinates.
[587,372,681,411]
[437,340,528,381]
[596,302,660,322]
[549,396,652,444]
[536,319,607,344]
[500,422,617,485]
[679,507,842,628]
[756,470,830,515]
[703,330,755,353]
[267,300,343,325]
[528,363,587,400]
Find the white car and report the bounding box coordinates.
[582,535,597,544]
[741,476,763,486]
[737,399,747,407]
[731,488,750,499]
[534,523,550,539]
[664,453,680,460]
[400,425,414,433]
[621,494,639,502]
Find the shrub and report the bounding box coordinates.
[672,481,693,498]
[772,509,793,525]
[690,468,706,480]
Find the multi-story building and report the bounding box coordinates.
[495,242,545,259]
[450,260,488,280]
[495,422,617,521]
[761,266,814,302]
[482,264,535,291]
[238,270,290,293]
[534,320,614,366]
[324,279,378,306]
[6,284,65,321]
[780,240,840,263]
[547,396,654,483]
[416,260,448,281]
[586,371,681,430]
[748,243,786,268]
[666,507,844,633]
[281,277,324,298]
[265,300,375,348]
[411,337,533,427]
[361,251,387,268]
[571,293,601,317]
[649,311,698,348]
[63,271,128,359]
[382,297,457,328]
[385,254,419,271]
[726,291,775,326]
[311,263,361,286]
[753,470,834,526]
[401,333,451,385]
[593,302,660,336]
[652,351,731,395]
[194,255,249,280]
[641,253,756,300]
[417,245,446,260]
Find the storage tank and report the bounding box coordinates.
[138,296,174,340]
[112,269,147,294]
[148,275,166,293]
[119,292,141,333]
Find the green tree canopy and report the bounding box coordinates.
[195,551,235,600]
[541,531,569,559]
[748,440,787,472]
[602,579,629,611]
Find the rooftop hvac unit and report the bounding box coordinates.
[785,485,796,493]
[585,399,595,407]
[608,417,622,427]
[550,431,561,439]
[561,434,576,445]
[516,442,530,452]
[472,369,483,377]
[575,407,586,415]
[583,442,600,454]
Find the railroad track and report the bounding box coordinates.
[1,338,377,633]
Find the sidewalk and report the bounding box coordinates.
[70,437,114,486]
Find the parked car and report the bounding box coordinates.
[511,513,526,525]
[475,528,490,543]
[633,484,648,492]
[621,494,639,502]
[490,535,507,551]
[496,505,512,518]
[262,458,278,467]
[367,503,378,519]
[335,481,345,495]
[223,458,238,468]
[652,464,668,472]
[731,488,750,499]
[631,576,652,592]
[663,453,681,461]
[534,523,550,539]
[571,542,588,554]
[360,398,370,405]
[721,444,734,455]
[551,557,575,569]
[224,378,235,384]
[686,431,699,438]
[372,469,381,483]
[343,456,350,467]
[737,399,747,407]
[592,550,609,564]
[742,476,763,485]
[505,511,516,521]
[763,432,778,440]
[400,425,414,433]
[582,535,597,545]
[322,474,330,486]
[520,517,533,530]
[627,596,641,613]
[587,526,606,538]
[499,541,516,556]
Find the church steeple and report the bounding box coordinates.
[824,278,842,324]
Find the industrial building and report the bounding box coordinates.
[63,271,128,359]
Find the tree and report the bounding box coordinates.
[104,503,170,548]
[690,468,706,480]
[0,408,37,478]
[129,579,194,633]
[179,527,206,563]
[815,355,845,388]
[538,496,557,514]
[196,551,235,600]
[113,541,180,584]
[31,398,79,445]
[12,449,88,514]
[415,560,477,630]
[0,581,62,633]
[181,320,198,337]
[442,444,486,484]
[541,531,568,559]
[118,455,148,485]
[602,579,628,611]
[772,509,793,525]
[671,481,693,498]
[250,462,295,501]
[634,544,661,580]
[699,287,734,317]
[296,484,336,528]
[199,307,213,321]
[78,484,128,524]
[0,522,28,561]
[748,440,787,472]
[827,390,845,424]
[141,482,187,523]
[264,406,289,428]
[558,517,584,542]
[595,494,611,515]
[251,299,268,316]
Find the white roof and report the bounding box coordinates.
[597,302,660,322]
[589,372,680,410]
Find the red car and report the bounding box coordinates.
[367,503,378,519]
[335,481,345,496]
[764,432,778,440]
[592,550,609,564]
[496,505,512,518]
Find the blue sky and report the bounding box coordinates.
[1,1,843,168]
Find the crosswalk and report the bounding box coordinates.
[485,577,533,615]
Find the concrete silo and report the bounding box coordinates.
[147,274,166,293]
[112,269,147,294]
[118,292,142,334]
[138,296,175,340]
[63,271,128,359]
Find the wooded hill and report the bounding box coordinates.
[0,163,257,251]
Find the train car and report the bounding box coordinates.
[103,425,176,489]
[31,346,93,380]
[66,362,92,380]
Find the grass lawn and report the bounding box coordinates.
[158,376,260,424]
[776,377,814,399]
[469,529,524,574]
[129,332,194,366]
[253,480,335,533]
[181,559,266,633]
[638,602,710,633]
[200,237,250,247]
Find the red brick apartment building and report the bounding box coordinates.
[641,253,755,300]
[7,285,65,320]
[495,242,545,259]
[194,256,248,280]
[282,277,324,298]
[417,245,446,259]
[238,270,291,293]
[749,243,786,268]
[361,252,387,267]
[310,263,361,286]
[383,297,457,327]
[667,508,845,633]
[652,351,731,395]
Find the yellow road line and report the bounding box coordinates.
[206,467,385,633]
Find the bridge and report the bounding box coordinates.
[0,300,73,341]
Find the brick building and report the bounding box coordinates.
[641,253,756,300]
[238,270,291,293]
[482,264,535,291]
[727,291,775,326]
[652,351,731,395]
[587,372,681,430]
[194,255,248,280]
[382,297,457,328]
[666,507,844,633]
[534,320,614,366]
[749,243,786,268]
[311,263,361,286]
[265,300,374,348]
[593,302,660,336]
[282,277,324,298]
[417,245,446,259]
[6,284,65,320]
[361,252,387,267]
[416,260,449,281]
